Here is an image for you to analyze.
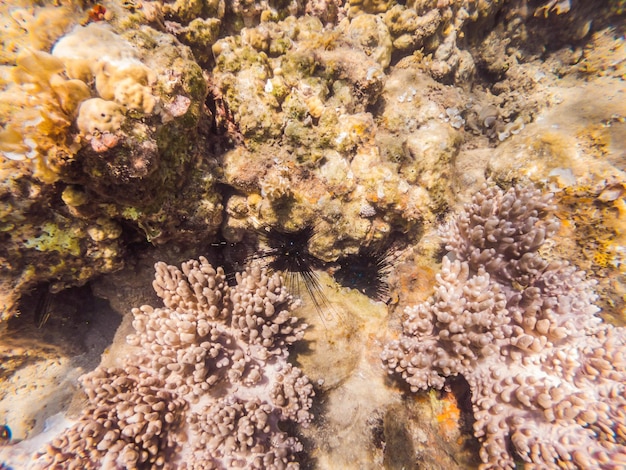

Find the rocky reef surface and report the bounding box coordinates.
[0,0,625,469]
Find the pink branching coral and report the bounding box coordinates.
[382,184,626,469]
[36,257,313,469]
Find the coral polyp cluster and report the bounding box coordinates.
[0,0,625,468]
[382,183,626,469]
[35,257,313,469]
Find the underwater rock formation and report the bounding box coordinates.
[213,13,454,262]
[34,257,312,469]
[0,5,220,320]
[382,184,626,469]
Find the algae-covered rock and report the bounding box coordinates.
[0,5,221,320]
[341,13,393,68]
[213,15,439,261]
[348,0,393,16]
[384,5,443,53]
[177,17,222,65]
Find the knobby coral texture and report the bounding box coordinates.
[382,184,626,469]
[35,258,313,469]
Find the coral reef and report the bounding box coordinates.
[33,257,312,469]
[3,0,621,323]
[382,183,626,469]
[0,4,220,320]
[213,14,448,261]
[1,0,625,468]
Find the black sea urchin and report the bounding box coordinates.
[334,245,394,302]
[251,226,331,315]
[208,236,254,285]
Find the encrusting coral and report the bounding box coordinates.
[34,257,313,469]
[382,183,626,469]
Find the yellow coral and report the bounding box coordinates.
[0,5,74,64]
[76,98,125,135]
[26,6,75,52]
[13,49,65,86]
[52,23,158,115]
[49,74,91,116]
[23,221,82,257]
[0,127,31,158]
[61,57,93,83]
[95,62,157,113]
[61,186,88,207]
[0,50,79,181]
[593,247,612,268]
[113,77,156,114]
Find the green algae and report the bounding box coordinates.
[24,221,83,257]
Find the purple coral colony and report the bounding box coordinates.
[1,0,625,470]
[39,260,313,469]
[382,185,626,468]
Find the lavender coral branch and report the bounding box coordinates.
[382,184,626,469]
[35,257,313,469]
